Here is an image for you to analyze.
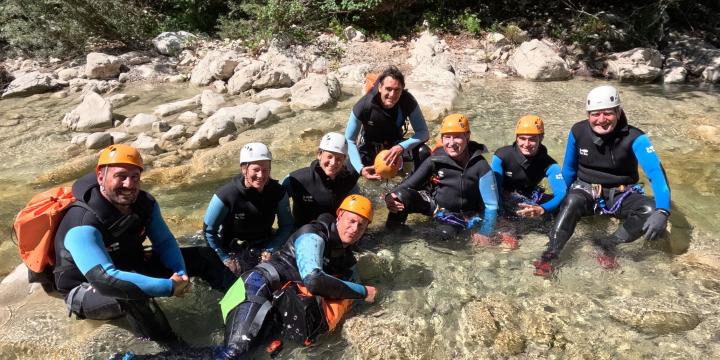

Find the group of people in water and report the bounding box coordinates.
[48,65,671,358]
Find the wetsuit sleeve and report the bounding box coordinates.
[65,225,173,298]
[294,233,367,299]
[396,156,434,191]
[202,194,231,262]
[398,107,429,150]
[478,170,499,236]
[146,203,186,275]
[345,111,364,173]
[561,131,578,187]
[267,193,293,252]
[490,154,504,194]
[540,163,567,212]
[632,134,671,211]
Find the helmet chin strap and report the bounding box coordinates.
[99,166,109,193]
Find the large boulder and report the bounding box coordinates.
[85,52,122,80]
[255,47,303,89]
[332,63,371,91]
[61,92,113,131]
[289,74,341,111]
[56,67,80,82]
[664,33,720,83]
[190,51,242,86]
[663,58,688,84]
[606,48,662,82]
[126,113,159,133]
[1,71,61,98]
[184,116,237,150]
[153,95,201,117]
[152,31,198,56]
[0,65,13,92]
[508,39,572,81]
[227,60,264,95]
[200,90,225,116]
[85,132,113,149]
[701,57,720,83]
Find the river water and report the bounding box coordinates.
[0,79,719,359]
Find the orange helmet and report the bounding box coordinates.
[363,73,378,95]
[374,149,402,179]
[337,194,373,222]
[96,144,144,171]
[515,115,544,135]
[440,114,470,134]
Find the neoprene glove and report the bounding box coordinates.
[642,210,668,241]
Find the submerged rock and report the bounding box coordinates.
[154,95,201,117]
[61,91,113,131]
[607,297,702,335]
[343,312,435,359]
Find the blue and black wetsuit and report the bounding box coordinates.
[544,112,671,257]
[282,160,360,228]
[491,143,567,217]
[219,214,365,358]
[388,141,499,238]
[203,175,293,272]
[54,172,232,344]
[345,88,430,173]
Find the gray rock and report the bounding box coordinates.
[152,31,198,56]
[702,58,720,83]
[2,71,61,98]
[255,48,303,89]
[664,33,720,82]
[343,26,366,42]
[131,134,161,155]
[211,80,227,93]
[607,298,702,335]
[227,60,264,94]
[154,95,201,117]
[56,68,79,81]
[333,63,371,90]
[486,32,508,46]
[290,74,341,111]
[126,113,159,133]
[663,65,687,84]
[108,131,131,143]
[107,94,140,108]
[118,51,152,66]
[85,52,122,80]
[167,74,188,83]
[253,87,292,102]
[183,116,237,149]
[61,92,113,131]
[260,99,291,116]
[123,63,178,82]
[508,39,572,81]
[177,111,201,124]
[200,89,225,116]
[85,132,113,149]
[161,125,186,142]
[190,50,242,86]
[606,48,663,82]
[71,133,90,145]
[152,121,170,133]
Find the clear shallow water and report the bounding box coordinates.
[0,79,719,359]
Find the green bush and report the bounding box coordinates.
[460,10,482,35]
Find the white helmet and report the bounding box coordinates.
[319,132,348,155]
[586,85,621,112]
[240,142,272,164]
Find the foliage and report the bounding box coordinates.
[459,10,482,35]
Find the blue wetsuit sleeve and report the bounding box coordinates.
[490,154,504,194]
[345,111,364,173]
[203,195,231,262]
[561,131,578,187]
[295,234,367,298]
[65,225,173,297]
[478,171,499,236]
[146,203,186,275]
[632,134,671,211]
[540,164,567,212]
[267,193,293,252]
[398,107,429,150]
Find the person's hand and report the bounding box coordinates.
[361,166,382,180]
[170,272,190,297]
[383,145,404,167]
[470,232,494,246]
[260,251,272,262]
[516,203,545,218]
[364,286,377,303]
[384,192,405,213]
[223,258,242,276]
[643,210,669,241]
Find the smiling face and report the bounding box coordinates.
[336,210,370,246]
[242,160,271,192]
[317,150,346,179]
[588,108,619,135]
[516,134,542,156]
[441,132,470,159]
[378,76,403,109]
[97,164,142,211]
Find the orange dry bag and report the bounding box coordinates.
[13,186,77,273]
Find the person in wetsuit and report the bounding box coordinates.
[283,132,360,228]
[215,195,377,359]
[54,144,232,346]
[532,85,671,277]
[203,142,293,276]
[345,65,431,181]
[384,113,499,242]
[490,115,567,247]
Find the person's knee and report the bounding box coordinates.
[65,283,124,320]
[413,144,431,164]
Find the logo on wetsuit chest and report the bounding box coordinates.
[235,213,246,220]
[106,242,120,252]
[579,148,589,156]
[437,170,445,178]
[505,171,513,177]
[302,195,314,202]
[368,121,375,126]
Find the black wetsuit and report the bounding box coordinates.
[283,160,360,227]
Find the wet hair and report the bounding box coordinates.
[377,65,405,88]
